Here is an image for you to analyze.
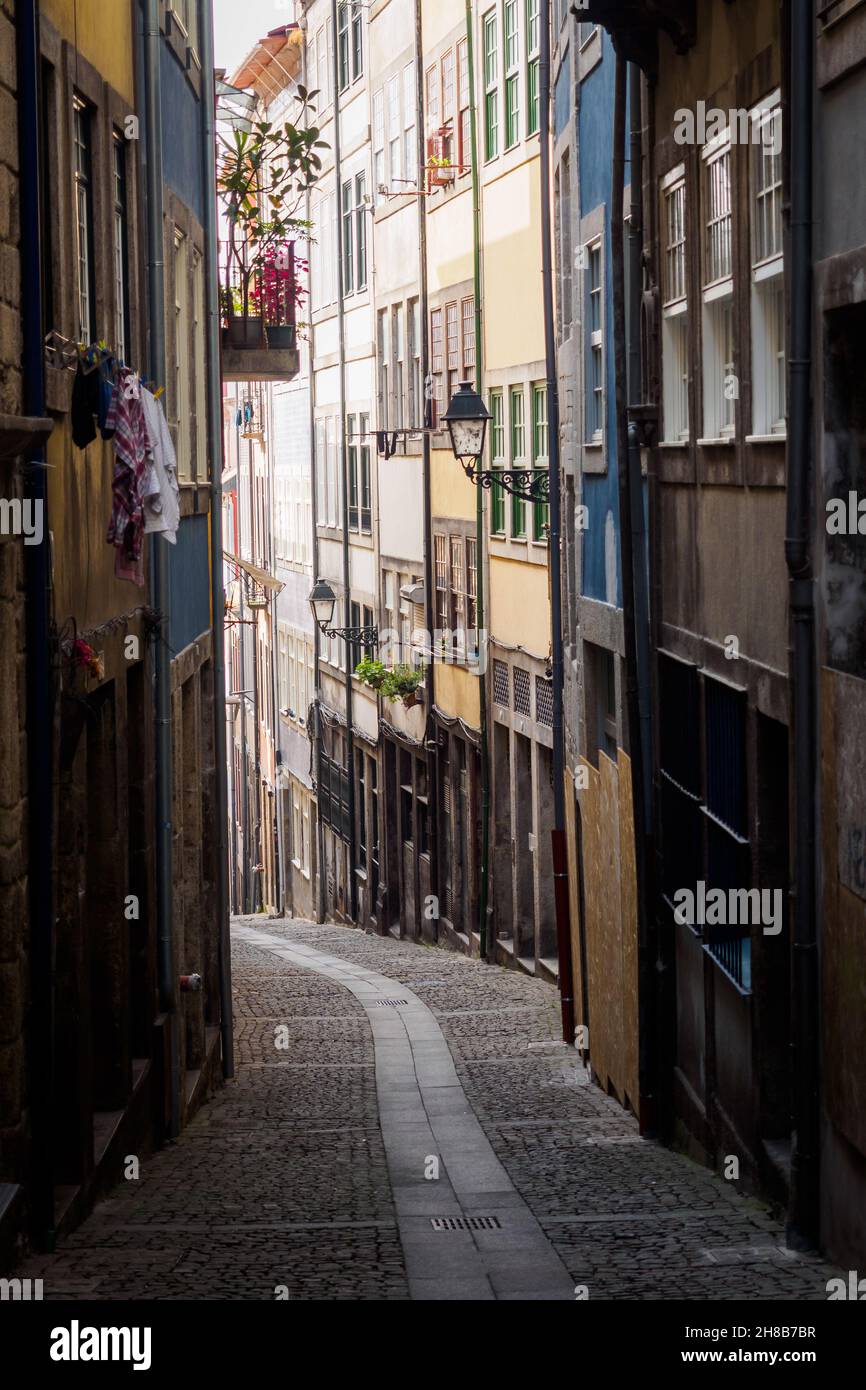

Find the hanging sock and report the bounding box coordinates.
[376,430,387,456]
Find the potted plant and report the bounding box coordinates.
[382,663,424,709]
[354,656,387,692]
[218,89,324,352]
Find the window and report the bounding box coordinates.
[661,171,689,442]
[73,97,95,344]
[173,229,191,480]
[750,93,785,436]
[466,537,478,653]
[351,2,363,81]
[586,642,617,765]
[556,152,572,339]
[348,412,359,530]
[425,65,440,136]
[192,251,207,479]
[450,537,466,651]
[392,305,405,430]
[338,3,350,91]
[461,297,475,376]
[408,297,421,428]
[504,0,520,148]
[510,386,526,538]
[490,390,505,535]
[484,11,499,160]
[373,89,385,201]
[434,533,448,635]
[430,307,444,425]
[457,38,471,170]
[701,135,735,439]
[388,75,401,186]
[377,309,389,430]
[442,48,455,127]
[532,383,548,541]
[578,21,598,47]
[278,626,289,712]
[355,173,367,288]
[341,179,354,294]
[446,301,459,405]
[112,133,129,363]
[587,242,603,440]
[403,64,417,185]
[359,412,371,532]
[316,25,329,107]
[527,0,540,135]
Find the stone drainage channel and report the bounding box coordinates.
[233,923,575,1301]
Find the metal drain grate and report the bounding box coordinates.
[431,1215,502,1232]
[374,999,409,1007]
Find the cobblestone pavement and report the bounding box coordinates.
[21,918,841,1300]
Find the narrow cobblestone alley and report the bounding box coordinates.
[20,920,840,1302]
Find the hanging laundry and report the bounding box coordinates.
[140,387,180,545]
[105,369,159,586]
[72,353,117,449]
[376,430,387,456]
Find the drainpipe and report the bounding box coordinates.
[248,433,263,912]
[143,0,180,1138]
[785,0,819,1252]
[415,0,438,918]
[540,0,574,1043]
[612,52,655,1136]
[306,206,326,926]
[18,0,55,1250]
[330,0,358,923]
[200,2,234,1077]
[465,0,491,959]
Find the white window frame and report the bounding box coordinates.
[587,239,604,443]
[749,90,785,438]
[403,64,417,186]
[700,130,736,442]
[661,165,690,444]
[373,88,385,200]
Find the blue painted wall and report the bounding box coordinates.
[168,513,212,652]
[160,41,205,226]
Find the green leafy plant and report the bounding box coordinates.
[354,656,387,690]
[218,85,327,321]
[381,663,424,703]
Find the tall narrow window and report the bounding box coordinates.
[193,250,207,480]
[408,297,421,428]
[558,152,572,337]
[351,2,363,81]
[392,304,405,430]
[490,390,505,535]
[173,230,191,479]
[373,90,385,201]
[316,25,328,107]
[442,48,455,128]
[450,537,466,653]
[341,179,354,294]
[661,170,689,442]
[430,306,444,425]
[112,133,129,362]
[434,533,449,637]
[446,301,459,405]
[338,3,350,91]
[510,386,526,538]
[466,537,478,655]
[359,412,371,533]
[348,412,359,530]
[532,383,549,541]
[484,11,499,161]
[750,93,785,436]
[403,64,417,185]
[388,75,401,185]
[457,38,471,171]
[587,242,604,440]
[73,97,95,344]
[425,65,439,136]
[504,0,520,148]
[461,297,475,377]
[377,309,389,431]
[701,136,735,439]
[527,0,540,135]
[355,173,367,289]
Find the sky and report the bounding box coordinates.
[212,0,293,76]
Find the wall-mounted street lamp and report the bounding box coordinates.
[443,380,549,503]
[309,578,379,647]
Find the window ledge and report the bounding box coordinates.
[745,433,786,444]
[659,439,690,448]
[697,437,735,447]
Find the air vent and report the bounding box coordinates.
[431,1216,502,1232]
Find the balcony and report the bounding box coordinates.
[219,238,301,383]
[577,0,696,74]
